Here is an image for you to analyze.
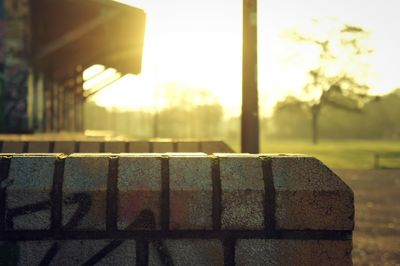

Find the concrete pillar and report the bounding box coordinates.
[1,0,30,133]
[43,78,52,132]
[241,0,259,153]
[0,0,5,132]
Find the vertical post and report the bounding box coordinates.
[63,78,68,131]
[58,84,64,132]
[2,0,31,133]
[0,0,5,132]
[241,0,259,153]
[37,74,44,132]
[74,67,84,132]
[374,153,379,169]
[52,81,58,131]
[65,87,73,131]
[44,78,52,132]
[76,79,84,132]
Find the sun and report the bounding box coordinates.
[89,0,290,116]
[87,0,244,115]
[87,0,400,117]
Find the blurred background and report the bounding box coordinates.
[0,0,399,264]
[1,0,400,163]
[85,0,400,170]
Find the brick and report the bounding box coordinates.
[79,142,101,153]
[152,141,174,152]
[118,154,162,230]
[128,141,150,152]
[268,155,354,230]
[177,141,200,152]
[53,141,76,154]
[105,141,126,153]
[217,154,265,229]
[1,141,25,153]
[201,141,221,154]
[149,240,223,266]
[13,241,53,265]
[6,154,58,230]
[236,239,352,265]
[220,141,235,152]
[169,154,212,230]
[16,240,136,265]
[28,141,51,153]
[202,141,234,154]
[63,154,109,230]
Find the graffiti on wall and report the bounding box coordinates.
[1,0,29,133]
[0,0,5,131]
[0,192,175,265]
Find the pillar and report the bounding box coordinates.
[241,0,259,153]
[1,0,31,133]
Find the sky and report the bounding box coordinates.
[89,0,400,116]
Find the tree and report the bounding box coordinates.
[283,19,375,144]
[155,82,224,138]
[272,89,399,140]
[272,96,311,139]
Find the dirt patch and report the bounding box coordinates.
[335,169,400,266]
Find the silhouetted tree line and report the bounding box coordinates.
[84,86,227,140]
[282,20,374,143]
[84,88,400,146]
[269,89,400,140]
[84,17,399,144]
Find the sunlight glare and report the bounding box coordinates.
[83,64,106,81]
[98,0,243,115]
[98,0,400,116]
[88,72,122,93]
[83,68,118,90]
[112,0,146,9]
[90,74,156,110]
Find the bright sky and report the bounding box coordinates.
[90,0,400,116]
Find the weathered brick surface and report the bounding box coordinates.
[6,241,53,265]
[63,154,109,230]
[152,141,174,153]
[27,141,50,153]
[5,154,58,230]
[11,240,136,265]
[79,142,101,153]
[1,239,352,265]
[236,239,352,265]
[128,141,150,152]
[267,155,354,230]
[169,154,212,229]
[217,154,265,229]
[1,141,25,153]
[53,141,75,154]
[118,154,162,230]
[177,141,199,152]
[105,141,126,153]
[149,240,223,266]
[202,141,234,153]
[0,140,235,153]
[0,153,355,264]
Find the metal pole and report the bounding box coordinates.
[241,0,259,153]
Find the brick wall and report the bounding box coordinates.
[0,140,234,154]
[0,153,353,265]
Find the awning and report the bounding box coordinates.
[30,0,146,81]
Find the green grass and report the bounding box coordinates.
[229,139,400,169]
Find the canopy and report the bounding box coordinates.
[30,0,146,81]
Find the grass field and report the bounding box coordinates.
[229,139,400,169]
